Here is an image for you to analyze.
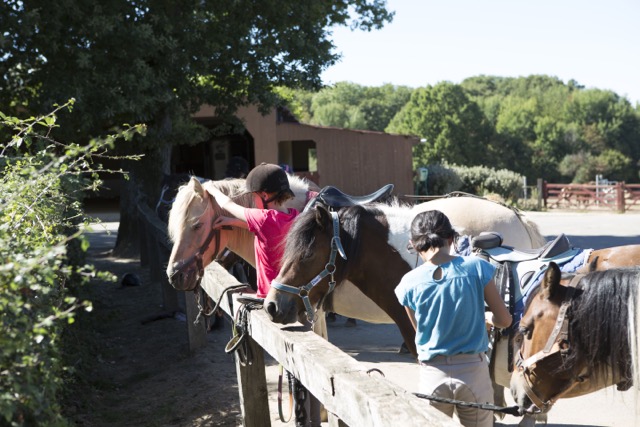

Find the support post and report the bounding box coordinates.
[616,181,626,213]
[184,291,208,352]
[537,178,544,210]
[235,336,270,426]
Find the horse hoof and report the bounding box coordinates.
[327,312,337,322]
[344,318,357,327]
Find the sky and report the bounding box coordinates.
[320,0,640,105]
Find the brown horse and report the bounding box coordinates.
[510,263,640,416]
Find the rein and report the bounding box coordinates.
[271,211,347,323]
[514,273,585,411]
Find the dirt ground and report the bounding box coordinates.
[65,217,242,427]
[66,207,640,427]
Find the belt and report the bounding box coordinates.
[419,353,484,365]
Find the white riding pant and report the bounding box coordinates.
[419,353,494,427]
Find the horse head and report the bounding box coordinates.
[510,262,583,414]
[265,205,348,324]
[166,177,253,291]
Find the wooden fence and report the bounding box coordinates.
[136,201,458,427]
[541,180,640,213]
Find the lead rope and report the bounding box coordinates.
[367,366,530,417]
[277,365,294,423]
[413,393,528,416]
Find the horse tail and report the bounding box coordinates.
[518,214,547,248]
[630,274,640,412]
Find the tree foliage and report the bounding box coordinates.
[286,74,640,185]
[0,0,394,254]
[386,82,493,167]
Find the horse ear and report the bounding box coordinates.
[540,262,562,299]
[190,176,205,198]
[314,205,331,229]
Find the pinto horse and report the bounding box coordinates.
[510,263,640,416]
[264,202,545,355]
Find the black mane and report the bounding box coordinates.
[280,205,385,282]
[566,268,640,384]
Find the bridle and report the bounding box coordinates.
[513,273,586,412]
[271,211,347,323]
[169,195,223,290]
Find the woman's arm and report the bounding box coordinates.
[484,279,512,329]
[404,306,417,331]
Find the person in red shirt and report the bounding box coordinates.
[207,163,322,426]
[205,162,299,298]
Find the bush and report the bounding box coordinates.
[418,163,463,195]
[0,102,144,426]
[449,164,525,203]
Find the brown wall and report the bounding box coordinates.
[193,105,418,197]
[277,123,417,197]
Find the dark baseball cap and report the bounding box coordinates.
[245,163,294,197]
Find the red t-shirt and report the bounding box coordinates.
[244,207,299,297]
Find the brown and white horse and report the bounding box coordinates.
[166,178,546,326]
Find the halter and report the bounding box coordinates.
[271,211,347,323]
[170,195,223,289]
[514,273,585,412]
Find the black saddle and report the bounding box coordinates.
[305,184,394,212]
[472,232,574,262]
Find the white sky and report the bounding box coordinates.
[321,0,640,105]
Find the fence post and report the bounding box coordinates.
[537,179,544,210]
[235,336,270,426]
[616,182,626,213]
[184,291,208,352]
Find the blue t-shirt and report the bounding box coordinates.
[395,256,495,362]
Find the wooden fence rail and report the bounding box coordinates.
[136,201,458,426]
[541,180,640,213]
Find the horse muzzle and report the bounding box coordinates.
[264,291,300,324]
[167,261,202,291]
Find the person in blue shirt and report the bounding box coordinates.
[395,210,511,427]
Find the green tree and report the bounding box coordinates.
[0,0,393,255]
[386,82,493,167]
[306,82,411,131]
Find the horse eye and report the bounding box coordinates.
[518,326,533,340]
[193,223,203,231]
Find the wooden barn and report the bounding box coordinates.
[172,104,420,197]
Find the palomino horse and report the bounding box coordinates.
[510,263,640,416]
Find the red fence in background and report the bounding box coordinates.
[542,181,640,212]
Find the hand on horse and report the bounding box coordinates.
[484,311,496,333]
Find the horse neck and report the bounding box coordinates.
[223,227,256,267]
[341,206,413,301]
[376,204,416,267]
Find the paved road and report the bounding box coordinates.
[265,211,640,427]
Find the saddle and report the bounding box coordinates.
[473,233,586,373]
[304,184,394,212]
[474,233,583,306]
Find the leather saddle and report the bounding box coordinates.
[472,232,578,263]
[304,184,394,212]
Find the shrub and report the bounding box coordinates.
[419,163,463,195]
[449,164,524,203]
[0,101,144,426]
